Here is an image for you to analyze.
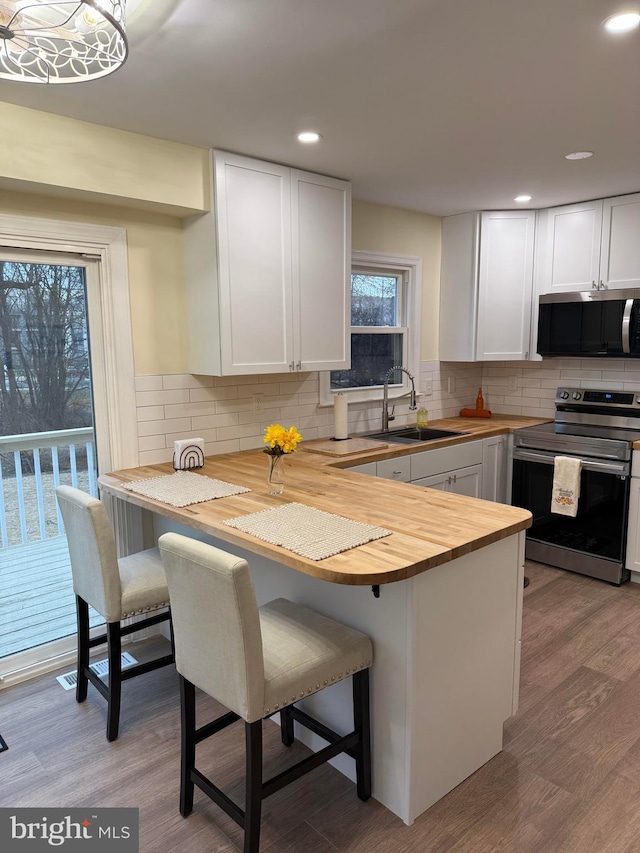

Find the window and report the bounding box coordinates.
[320,251,422,405]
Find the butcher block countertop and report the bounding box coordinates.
[99,415,543,587]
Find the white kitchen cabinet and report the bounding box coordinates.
[410,440,484,497]
[185,150,351,376]
[600,194,640,290]
[439,210,536,361]
[625,451,640,573]
[539,200,603,294]
[413,464,482,498]
[538,193,640,295]
[377,455,412,483]
[482,435,508,503]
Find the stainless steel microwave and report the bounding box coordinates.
[537,289,640,358]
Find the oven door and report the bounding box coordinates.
[512,448,631,583]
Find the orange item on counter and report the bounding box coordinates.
[475,387,484,410]
[459,408,492,418]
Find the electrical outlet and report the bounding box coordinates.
[509,376,518,393]
[423,383,433,396]
[253,393,264,414]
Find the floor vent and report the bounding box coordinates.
[56,652,138,690]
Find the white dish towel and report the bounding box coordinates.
[551,456,582,517]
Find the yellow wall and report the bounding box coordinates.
[0,191,186,376]
[352,200,441,361]
[0,102,209,214]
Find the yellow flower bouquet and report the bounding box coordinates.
[263,424,302,494]
[263,423,303,457]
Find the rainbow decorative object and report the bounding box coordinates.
[173,438,205,471]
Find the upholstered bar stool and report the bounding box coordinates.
[56,486,174,741]
[158,532,373,853]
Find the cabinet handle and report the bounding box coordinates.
[393,470,402,478]
[600,280,607,290]
[592,281,597,289]
[447,476,452,485]
[453,474,457,483]
[296,361,302,371]
[289,361,295,371]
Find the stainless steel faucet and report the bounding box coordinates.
[382,365,417,431]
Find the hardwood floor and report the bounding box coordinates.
[3,561,640,851]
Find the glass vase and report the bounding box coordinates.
[267,454,286,495]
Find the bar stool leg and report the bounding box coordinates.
[280,706,294,747]
[353,669,372,801]
[106,622,122,742]
[244,720,263,853]
[75,596,90,703]
[179,676,196,817]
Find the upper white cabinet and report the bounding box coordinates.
[439,210,536,362]
[185,151,351,376]
[538,193,640,294]
[600,194,640,290]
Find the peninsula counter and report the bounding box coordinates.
[99,438,531,824]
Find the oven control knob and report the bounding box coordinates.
[559,391,570,399]
[572,391,582,400]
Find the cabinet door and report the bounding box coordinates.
[215,151,294,374]
[476,211,536,360]
[540,200,603,294]
[449,463,483,498]
[600,194,640,290]
[412,473,451,491]
[625,478,640,572]
[482,435,507,503]
[292,171,351,371]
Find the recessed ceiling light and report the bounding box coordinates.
[297,131,322,144]
[603,11,640,32]
[514,195,532,203]
[565,151,594,160]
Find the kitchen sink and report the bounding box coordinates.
[364,427,468,444]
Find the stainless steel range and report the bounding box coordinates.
[512,388,640,585]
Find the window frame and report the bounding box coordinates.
[320,251,422,406]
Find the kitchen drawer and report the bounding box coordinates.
[348,461,378,476]
[377,455,412,483]
[410,440,483,481]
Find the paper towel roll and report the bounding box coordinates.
[334,393,349,440]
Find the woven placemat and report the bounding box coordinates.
[224,502,391,560]
[124,470,250,508]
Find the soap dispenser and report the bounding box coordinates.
[416,396,429,428]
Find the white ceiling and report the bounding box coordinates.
[0,0,638,216]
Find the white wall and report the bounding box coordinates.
[134,362,482,465]
[480,358,640,418]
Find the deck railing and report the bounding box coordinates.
[0,427,96,548]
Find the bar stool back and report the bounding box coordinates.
[159,531,373,853]
[56,485,174,741]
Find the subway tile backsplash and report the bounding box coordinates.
[134,357,640,465]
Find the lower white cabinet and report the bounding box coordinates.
[626,475,640,572]
[413,464,482,497]
[346,435,512,503]
[376,455,412,483]
[482,435,508,503]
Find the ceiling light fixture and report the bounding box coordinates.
[297,131,321,144]
[0,1,128,84]
[603,11,640,32]
[514,195,532,203]
[565,151,594,160]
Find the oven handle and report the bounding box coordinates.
[622,298,633,354]
[513,448,629,476]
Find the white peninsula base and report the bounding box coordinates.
[154,515,525,826]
